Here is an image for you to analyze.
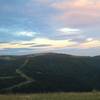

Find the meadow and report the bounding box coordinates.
[0,92,100,100]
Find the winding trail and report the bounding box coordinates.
[0,54,43,91]
[16,58,33,81]
[0,57,35,91]
[3,80,34,91]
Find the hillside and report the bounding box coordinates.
[0,53,100,93]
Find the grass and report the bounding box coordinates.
[0,92,100,100]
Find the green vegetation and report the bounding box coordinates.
[0,53,100,93]
[0,92,100,100]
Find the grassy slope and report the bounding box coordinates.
[0,92,100,100]
[0,53,100,92]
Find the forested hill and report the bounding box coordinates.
[0,53,100,93]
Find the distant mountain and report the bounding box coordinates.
[0,53,100,93]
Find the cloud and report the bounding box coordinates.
[51,0,100,11]
[78,39,100,49]
[53,12,100,26]
[0,28,39,42]
[16,31,38,37]
[0,37,100,55]
[1,37,100,50]
[58,27,81,35]
[0,38,77,50]
[51,0,100,27]
[86,38,94,42]
[33,38,77,48]
[31,44,51,47]
[0,42,31,49]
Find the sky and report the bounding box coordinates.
[0,0,100,56]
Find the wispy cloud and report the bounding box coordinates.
[78,39,100,49]
[51,0,100,27]
[33,38,77,48]
[0,38,77,50]
[58,27,81,35]
[15,31,38,37]
[1,37,100,51]
[51,0,100,11]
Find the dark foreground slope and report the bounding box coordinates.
[0,53,100,93]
